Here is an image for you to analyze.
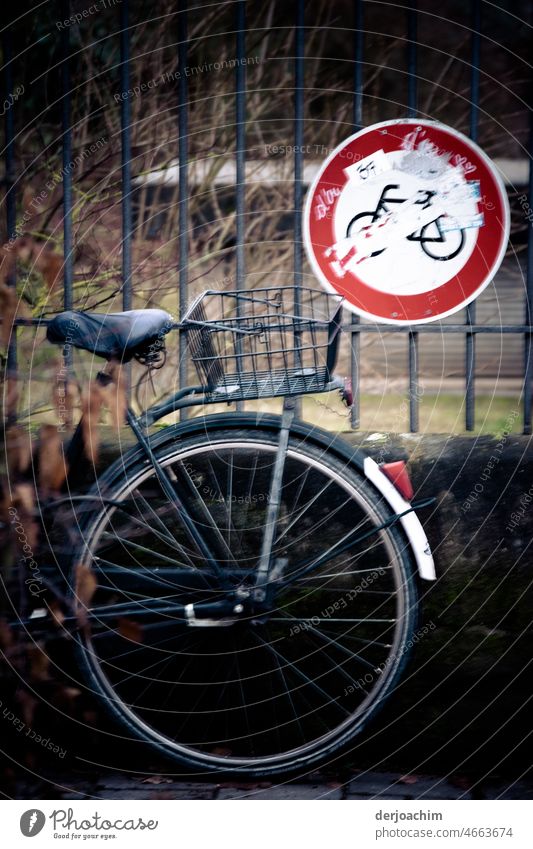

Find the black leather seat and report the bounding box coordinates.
[46,309,174,361]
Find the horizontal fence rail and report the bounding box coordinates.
[1,0,532,434]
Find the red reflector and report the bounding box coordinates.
[380,461,414,502]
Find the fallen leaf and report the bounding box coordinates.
[63,688,82,700]
[399,774,420,785]
[82,709,98,725]
[12,481,35,515]
[73,562,97,624]
[0,618,13,649]
[117,618,144,643]
[15,237,63,293]
[36,250,62,292]
[28,642,51,681]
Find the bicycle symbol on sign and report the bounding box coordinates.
[346,183,466,262]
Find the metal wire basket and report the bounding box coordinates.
[181,286,344,403]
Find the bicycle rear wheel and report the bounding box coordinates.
[72,425,418,776]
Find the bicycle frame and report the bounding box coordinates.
[63,369,344,606]
[57,371,433,615]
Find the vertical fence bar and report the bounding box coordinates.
[408,330,419,429]
[350,0,364,429]
[465,0,481,431]
[2,28,17,402]
[2,34,16,243]
[61,0,73,315]
[235,0,246,411]
[178,3,189,413]
[524,108,533,435]
[293,0,305,417]
[120,0,132,312]
[407,0,419,431]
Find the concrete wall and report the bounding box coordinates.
[341,431,533,780]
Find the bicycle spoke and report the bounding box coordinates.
[93,559,205,594]
[226,451,233,551]
[130,654,189,713]
[293,618,378,672]
[175,459,239,567]
[265,642,306,745]
[281,518,399,588]
[132,476,208,568]
[99,532,197,570]
[320,628,393,650]
[247,629,321,745]
[288,464,311,519]
[275,493,355,552]
[129,489,189,553]
[295,564,394,581]
[301,628,371,691]
[239,450,259,530]
[253,631,351,719]
[274,476,335,544]
[204,451,249,563]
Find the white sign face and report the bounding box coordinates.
[304,120,510,324]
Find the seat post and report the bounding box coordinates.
[253,396,296,601]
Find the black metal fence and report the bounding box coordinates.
[2,0,532,433]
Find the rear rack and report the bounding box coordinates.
[180,287,344,403]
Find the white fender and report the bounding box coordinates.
[363,456,436,581]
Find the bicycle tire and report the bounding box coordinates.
[70,423,419,777]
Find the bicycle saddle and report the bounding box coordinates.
[46,309,173,361]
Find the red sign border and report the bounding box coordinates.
[303,119,510,324]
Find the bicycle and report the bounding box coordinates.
[20,286,435,778]
[346,183,466,262]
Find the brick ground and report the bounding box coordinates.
[10,770,533,801]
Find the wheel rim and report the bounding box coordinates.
[75,439,414,768]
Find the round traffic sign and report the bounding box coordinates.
[303,119,510,324]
